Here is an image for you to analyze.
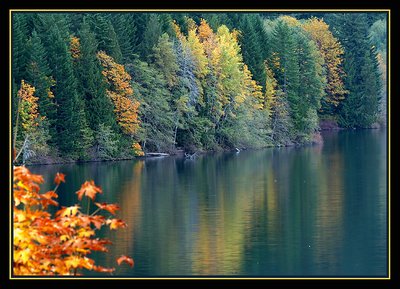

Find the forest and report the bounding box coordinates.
[11,12,387,164]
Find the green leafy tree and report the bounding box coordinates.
[151,33,180,88]
[95,123,120,159]
[128,57,175,152]
[293,30,324,141]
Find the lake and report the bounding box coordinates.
[29,129,388,277]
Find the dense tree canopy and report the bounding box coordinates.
[12,12,386,163]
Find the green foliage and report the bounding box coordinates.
[331,13,381,128]
[268,17,327,143]
[45,19,93,158]
[140,14,162,59]
[95,123,120,159]
[292,30,324,141]
[369,19,387,55]
[236,14,269,89]
[25,30,57,141]
[128,56,176,152]
[11,12,384,161]
[109,13,135,63]
[151,33,180,88]
[88,14,123,63]
[12,14,29,83]
[76,20,116,131]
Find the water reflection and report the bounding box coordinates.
[29,129,387,276]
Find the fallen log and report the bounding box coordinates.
[145,152,170,157]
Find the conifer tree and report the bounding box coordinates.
[25,30,57,140]
[46,23,93,157]
[140,14,162,59]
[331,13,381,128]
[237,14,267,88]
[89,14,123,63]
[12,14,29,84]
[76,20,117,131]
[109,13,135,63]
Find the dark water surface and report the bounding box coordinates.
[30,129,387,277]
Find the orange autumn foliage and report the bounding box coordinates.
[117,255,134,267]
[54,172,66,186]
[97,51,140,136]
[198,19,213,42]
[13,165,133,275]
[76,180,103,201]
[132,142,145,156]
[95,203,120,215]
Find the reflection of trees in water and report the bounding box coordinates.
[108,161,144,274]
[29,130,386,276]
[189,152,268,275]
[312,147,344,274]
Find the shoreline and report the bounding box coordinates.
[22,126,384,167]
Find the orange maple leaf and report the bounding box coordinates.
[90,215,106,230]
[56,205,80,217]
[54,173,66,185]
[116,255,134,267]
[107,219,127,230]
[76,180,102,201]
[95,203,120,215]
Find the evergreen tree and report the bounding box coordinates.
[140,14,162,59]
[46,23,93,157]
[293,30,324,141]
[89,14,123,63]
[331,13,381,128]
[271,19,299,100]
[270,19,299,140]
[76,20,117,131]
[12,14,29,84]
[66,13,85,33]
[109,13,135,63]
[237,14,269,88]
[159,14,176,37]
[25,30,57,141]
[128,13,148,54]
[12,13,29,126]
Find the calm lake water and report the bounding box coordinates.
[29,129,387,277]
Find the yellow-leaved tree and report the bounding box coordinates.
[13,80,50,164]
[302,17,347,114]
